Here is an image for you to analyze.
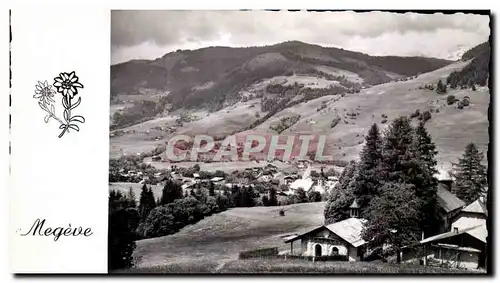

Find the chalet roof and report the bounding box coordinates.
[284,218,367,247]
[325,218,367,247]
[210,177,224,182]
[432,243,481,253]
[437,184,465,213]
[462,199,488,216]
[418,224,485,245]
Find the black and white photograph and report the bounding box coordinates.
[108,10,491,274]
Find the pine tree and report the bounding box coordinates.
[380,116,415,183]
[160,179,183,205]
[209,181,215,197]
[127,187,136,208]
[411,122,439,234]
[268,186,278,206]
[231,185,241,207]
[261,195,269,206]
[147,188,156,210]
[138,184,150,220]
[353,123,383,215]
[451,143,487,204]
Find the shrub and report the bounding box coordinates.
[261,195,269,206]
[381,119,388,124]
[410,109,420,119]
[436,80,447,94]
[331,116,341,129]
[421,110,432,122]
[447,95,456,105]
[381,114,388,118]
[279,209,285,216]
[462,97,470,107]
[215,194,230,212]
[308,191,322,202]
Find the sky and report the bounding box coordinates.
[111,10,490,65]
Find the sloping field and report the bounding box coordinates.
[133,202,325,268]
[265,61,490,167]
[111,60,490,172]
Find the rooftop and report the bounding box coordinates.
[418,224,486,245]
[462,198,488,216]
[437,184,466,213]
[285,217,367,247]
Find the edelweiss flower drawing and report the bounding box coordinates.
[34,71,85,138]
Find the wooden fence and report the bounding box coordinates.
[277,254,349,262]
[239,247,348,262]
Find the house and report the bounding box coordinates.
[402,197,488,269]
[152,155,162,161]
[450,197,488,254]
[284,201,367,261]
[401,225,486,269]
[287,165,314,194]
[436,183,466,234]
[452,197,487,232]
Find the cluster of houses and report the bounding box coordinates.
[165,162,339,195]
[281,171,488,270]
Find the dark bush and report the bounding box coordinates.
[447,95,456,105]
[410,109,420,119]
[308,191,322,202]
[331,116,341,129]
[279,209,285,216]
[462,97,470,107]
[421,110,432,122]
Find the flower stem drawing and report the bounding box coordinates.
[34,71,85,138]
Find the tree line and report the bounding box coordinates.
[109,175,324,270]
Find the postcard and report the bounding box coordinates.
[9,6,492,275]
